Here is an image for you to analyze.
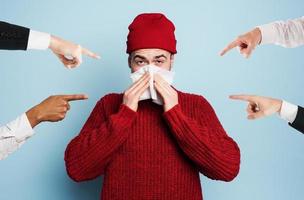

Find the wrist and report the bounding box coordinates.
[49,35,59,50]
[123,102,137,112]
[26,106,43,128]
[276,99,283,113]
[253,27,262,45]
[164,102,178,112]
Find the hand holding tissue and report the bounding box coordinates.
[130,65,175,105]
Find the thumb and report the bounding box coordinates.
[242,44,254,58]
[248,112,264,120]
[70,45,82,66]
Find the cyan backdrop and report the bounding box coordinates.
[1,0,304,199]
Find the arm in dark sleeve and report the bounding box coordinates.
[0,21,30,50]
[289,106,304,134]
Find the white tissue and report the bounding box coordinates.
[130,64,175,105]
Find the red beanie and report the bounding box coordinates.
[126,13,177,54]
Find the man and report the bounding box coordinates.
[65,13,240,200]
[220,16,304,134]
[0,21,99,160]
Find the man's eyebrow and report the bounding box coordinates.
[154,54,167,59]
[132,55,147,60]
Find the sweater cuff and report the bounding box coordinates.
[163,104,182,120]
[119,104,137,118]
[163,104,186,137]
[113,104,137,129]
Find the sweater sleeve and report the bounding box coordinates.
[64,98,137,182]
[163,96,240,182]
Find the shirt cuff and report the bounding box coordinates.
[5,113,35,142]
[279,101,298,123]
[27,30,51,50]
[257,23,277,45]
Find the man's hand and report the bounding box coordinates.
[230,94,282,120]
[49,35,100,68]
[154,74,178,112]
[26,94,88,128]
[123,73,150,111]
[220,28,262,58]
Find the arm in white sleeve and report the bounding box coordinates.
[258,16,304,47]
[279,100,298,123]
[0,113,34,160]
[27,30,51,50]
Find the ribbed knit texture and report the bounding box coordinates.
[64,90,241,200]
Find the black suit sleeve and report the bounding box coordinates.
[0,21,30,50]
[289,106,304,134]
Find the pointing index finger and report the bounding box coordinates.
[81,47,101,59]
[62,94,89,102]
[220,40,240,56]
[229,95,255,102]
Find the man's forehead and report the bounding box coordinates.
[131,49,170,58]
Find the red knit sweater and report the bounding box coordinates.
[64,90,240,200]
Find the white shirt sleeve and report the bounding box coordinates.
[27,30,51,50]
[279,100,298,123]
[0,113,34,160]
[258,16,304,48]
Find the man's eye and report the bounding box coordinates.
[136,61,145,65]
[156,60,164,64]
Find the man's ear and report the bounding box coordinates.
[128,54,132,68]
[170,54,175,70]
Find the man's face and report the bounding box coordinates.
[128,48,174,72]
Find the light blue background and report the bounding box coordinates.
[1,0,304,199]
